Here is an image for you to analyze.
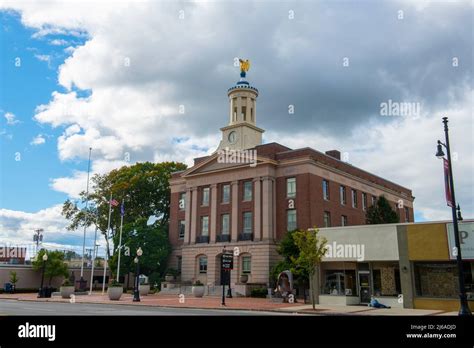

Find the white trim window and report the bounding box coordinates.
[287,177,296,198]
[323,180,330,200]
[243,181,252,201]
[340,186,346,205]
[341,215,348,226]
[287,209,297,231]
[243,212,252,234]
[199,256,207,274]
[179,220,185,239]
[324,211,331,227]
[201,216,209,236]
[351,189,357,208]
[202,187,210,206]
[242,256,251,274]
[362,192,367,211]
[222,184,230,204]
[221,214,230,235]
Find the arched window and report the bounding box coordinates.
[198,256,208,274]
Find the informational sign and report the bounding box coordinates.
[221,253,233,271]
[446,222,474,260]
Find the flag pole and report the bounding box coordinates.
[80,147,92,287]
[103,192,113,294]
[89,224,98,295]
[116,199,124,282]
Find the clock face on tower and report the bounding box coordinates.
[228,131,237,144]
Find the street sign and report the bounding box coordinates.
[221,253,233,270]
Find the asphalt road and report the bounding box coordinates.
[0,299,294,316]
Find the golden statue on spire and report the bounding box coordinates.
[239,58,250,78]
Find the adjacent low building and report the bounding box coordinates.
[317,220,474,311]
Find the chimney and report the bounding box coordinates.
[325,150,341,160]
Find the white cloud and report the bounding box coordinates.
[34,54,51,63]
[30,134,46,145]
[0,0,472,252]
[49,38,68,45]
[4,111,19,125]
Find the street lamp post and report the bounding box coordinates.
[436,116,472,316]
[38,253,48,298]
[133,247,143,302]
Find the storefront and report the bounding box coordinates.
[318,220,474,311]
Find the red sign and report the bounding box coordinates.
[443,159,454,207]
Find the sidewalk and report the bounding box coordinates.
[0,292,456,315]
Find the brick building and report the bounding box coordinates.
[167,67,415,291]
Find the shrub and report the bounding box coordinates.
[250,287,268,298]
[61,279,72,286]
[109,280,123,288]
[193,280,204,286]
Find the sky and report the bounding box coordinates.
[0,0,472,258]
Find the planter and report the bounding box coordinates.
[108,287,123,301]
[139,284,150,296]
[60,286,75,299]
[165,275,175,282]
[192,286,205,298]
[240,274,249,284]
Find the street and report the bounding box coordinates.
[0,299,295,316]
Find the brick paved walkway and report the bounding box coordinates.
[0,292,455,315]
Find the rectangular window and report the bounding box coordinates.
[287,177,296,198]
[199,257,208,274]
[202,187,210,206]
[243,212,252,234]
[242,256,251,274]
[222,184,230,203]
[287,209,297,231]
[201,216,209,236]
[179,192,186,210]
[177,256,182,274]
[351,189,357,208]
[243,181,252,201]
[372,195,377,206]
[324,211,331,227]
[340,186,346,205]
[221,214,230,235]
[362,193,367,211]
[404,207,409,222]
[323,180,330,200]
[341,215,348,226]
[178,220,185,239]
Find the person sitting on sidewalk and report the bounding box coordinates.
[368,296,391,309]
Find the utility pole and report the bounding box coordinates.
[33,229,44,255]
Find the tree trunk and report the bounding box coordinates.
[309,273,315,310]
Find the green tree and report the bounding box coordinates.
[109,218,171,282]
[9,271,18,289]
[365,195,399,224]
[292,228,327,310]
[62,161,186,261]
[271,230,309,300]
[32,249,69,286]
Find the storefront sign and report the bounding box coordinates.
[446,222,474,260]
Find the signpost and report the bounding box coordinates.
[221,252,233,306]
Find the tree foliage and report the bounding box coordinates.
[271,230,308,287]
[365,195,399,224]
[108,218,171,280]
[62,161,186,260]
[32,249,69,285]
[291,228,327,309]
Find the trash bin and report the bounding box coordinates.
[4,283,12,293]
[75,278,87,291]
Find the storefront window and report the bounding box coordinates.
[323,270,356,296]
[372,267,401,296]
[414,261,473,298]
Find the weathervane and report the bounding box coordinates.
[239,58,250,78]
